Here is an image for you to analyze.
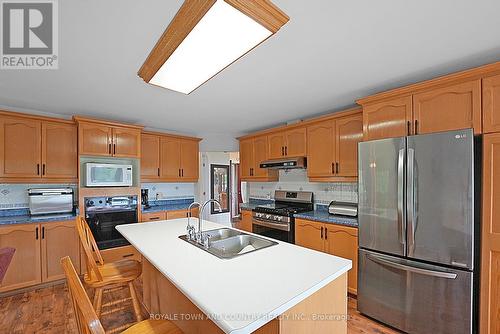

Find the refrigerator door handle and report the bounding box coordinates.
[407,148,416,256]
[366,253,458,279]
[397,148,406,247]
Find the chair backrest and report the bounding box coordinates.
[76,216,104,281]
[61,256,105,334]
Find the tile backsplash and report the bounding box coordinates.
[0,184,78,209]
[141,183,196,201]
[246,169,358,205]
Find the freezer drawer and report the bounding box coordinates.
[358,249,473,334]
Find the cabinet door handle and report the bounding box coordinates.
[181,169,184,177]
[281,146,284,156]
[321,226,324,239]
[113,143,116,155]
[336,162,339,174]
[157,167,160,177]
[36,227,39,240]
[325,227,328,240]
[123,254,134,258]
[178,169,181,177]
[36,164,40,175]
[285,146,288,156]
[331,163,335,175]
[42,226,45,239]
[108,143,112,155]
[415,120,419,135]
[42,164,46,176]
[407,121,411,136]
[149,217,160,221]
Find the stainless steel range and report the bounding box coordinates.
[252,190,313,244]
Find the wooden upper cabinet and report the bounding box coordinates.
[141,134,160,180]
[239,139,253,179]
[335,114,363,177]
[295,219,325,252]
[268,132,286,159]
[413,79,482,135]
[285,127,307,157]
[112,127,141,158]
[41,220,80,282]
[180,139,199,180]
[0,224,41,292]
[160,136,181,180]
[0,117,41,178]
[480,133,500,334]
[307,121,335,178]
[42,121,77,179]
[252,136,269,177]
[362,96,413,140]
[78,122,112,156]
[324,225,358,295]
[483,74,500,134]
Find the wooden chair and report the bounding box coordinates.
[76,216,143,324]
[61,256,182,334]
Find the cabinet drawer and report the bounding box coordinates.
[141,211,166,222]
[101,245,141,263]
[166,209,189,220]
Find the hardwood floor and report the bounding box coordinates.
[0,282,400,334]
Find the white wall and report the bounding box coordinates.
[197,152,236,225]
[246,169,358,206]
[198,133,239,152]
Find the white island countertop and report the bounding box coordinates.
[117,219,351,334]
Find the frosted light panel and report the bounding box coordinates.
[150,0,273,94]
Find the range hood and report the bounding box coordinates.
[259,157,307,169]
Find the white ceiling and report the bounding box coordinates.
[1,0,500,147]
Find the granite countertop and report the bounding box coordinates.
[294,210,358,228]
[142,198,195,213]
[0,210,78,226]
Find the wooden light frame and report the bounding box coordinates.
[138,0,289,93]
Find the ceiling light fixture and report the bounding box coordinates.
[138,0,289,94]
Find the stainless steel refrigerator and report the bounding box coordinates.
[357,129,479,334]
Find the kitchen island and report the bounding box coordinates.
[117,219,351,334]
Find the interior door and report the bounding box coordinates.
[358,137,406,256]
[0,117,41,178]
[41,121,77,179]
[407,129,474,269]
[160,137,181,180]
[358,249,473,334]
[307,121,335,177]
[141,134,160,180]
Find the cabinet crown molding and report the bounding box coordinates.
[73,116,144,130]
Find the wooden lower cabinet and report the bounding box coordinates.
[0,224,41,292]
[295,219,358,295]
[239,210,252,233]
[480,133,500,334]
[167,209,190,220]
[41,220,80,282]
[0,219,81,293]
[141,211,166,222]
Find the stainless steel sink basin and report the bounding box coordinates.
[179,228,278,259]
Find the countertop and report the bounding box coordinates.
[0,212,78,225]
[117,219,351,334]
[294,210,358,228]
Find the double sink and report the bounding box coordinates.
[179,228,278,259]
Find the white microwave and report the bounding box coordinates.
[85,163,133,187]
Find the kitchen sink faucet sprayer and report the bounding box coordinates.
[198,199,222,247]
[186,202,201,241]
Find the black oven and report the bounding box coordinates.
[85,196,138,250]
[252,217,294,244]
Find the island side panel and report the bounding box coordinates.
[142,259,279,334]
[279,273,348,334]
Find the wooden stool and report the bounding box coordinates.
[76,216,143,324]
[61,256,182,334]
